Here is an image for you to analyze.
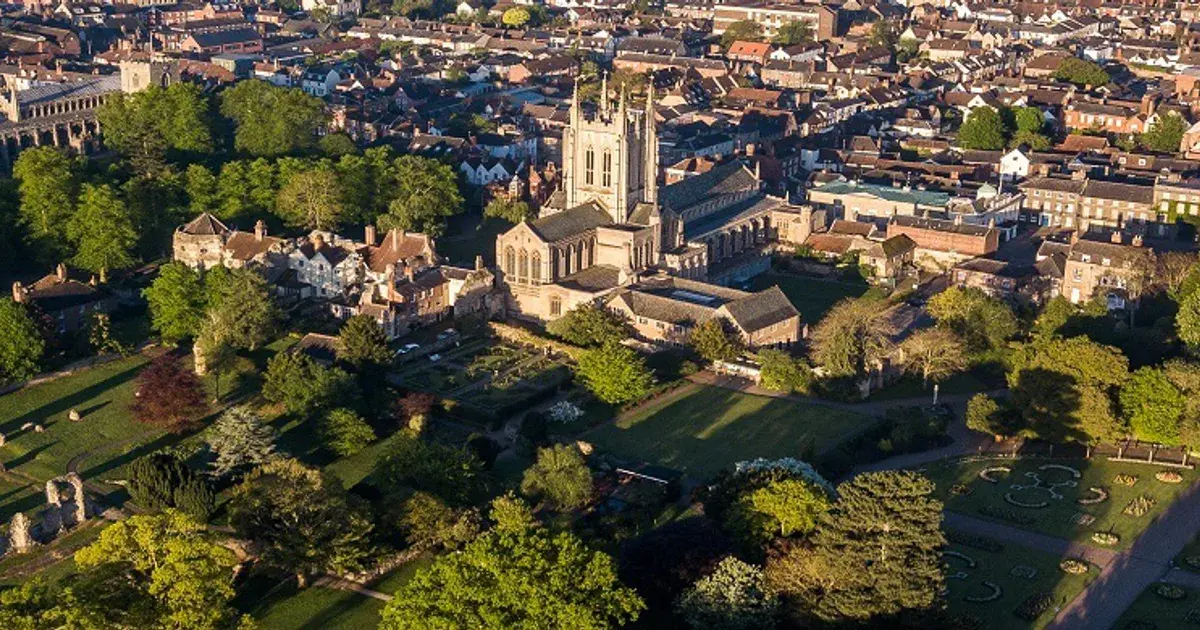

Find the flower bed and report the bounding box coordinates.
[945,530,1004,553]
[945,550,978,569]
[1077,486,1109,505]
[1059,559,1089,575]
[1013,591,1054,622]
[1123,495,1157,517]
[950,483,972,496]
[979,505,1036,526]
[1091,532,1119,546]
[1156,471,1184,484]
[1005,492,1049,509]
[1010,565,1038,580]
[1154,583,1187,601]
[1114,473,1139,487]
[964,581,1002,603]
[1040,464,1082,479]
[1186,556,1200,571]
[979,466,1011,484]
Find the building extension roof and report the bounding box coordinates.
[528,202,612,242]
[810,180,951,208]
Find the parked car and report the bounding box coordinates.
[395,343,421,356]
[428,353,442,362]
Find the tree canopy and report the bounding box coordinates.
[926,286,1017,352]
[575,340,654,405]
[545,303,630,347]
[1120,366,1183,445]
[97,82,214,173]
[675,557,778,630]
[13,147,78,261]
[376,155,464,237]
[205,405,278,478]
[520,444,593,512]
[721,20,764,48]
[338,314,392,368]
[1054,57,1110,88]
[899,328,968,386]
[1007,337,1129,443]
[143,262,207,343]
[1141,111,1188,154]
[219,80,326,156]
[689,318,746,363]
[772,21,813,46]
[0,298,44,384]
[130,354,208,433]
[958,106,1007,151]
[811,298,892,378]
[67,184,137,276]
[275,166,344,230]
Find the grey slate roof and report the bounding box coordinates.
[528,202,611,242]
[720,285,799,331]
[660,162,758,212]
[17,75,121,106]
[557,264,623,292]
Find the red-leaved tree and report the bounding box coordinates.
[131,354,208,433]
[393,392,437,425]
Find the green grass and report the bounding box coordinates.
[237,579,386,630]
[438,217,513,267]
[0,354,164,520]
[1174,533,1200,574]
[922,457,1199,550]
[942,534,1097,630]
[325,432,406,489]
[588,384,867,479]
[1114,582,1198,629]
[368,554,435,595]
[867,370,994,401]
[750,272,883,323]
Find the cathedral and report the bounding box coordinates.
[495,78,812,323]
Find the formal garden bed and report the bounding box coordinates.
[942,532,1097,630]
[1114,582,1200,630]
[587,383,867,479]
[921,457,1199,550]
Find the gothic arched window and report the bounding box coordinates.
[518,249,529,281]
[584,147,595,186]
[504,246,515,277]
[531,252,542,283]
[602,149,613,187]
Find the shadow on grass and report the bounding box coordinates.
[80,432,177,481]
[0,363,143,435]
[6,442,59,470]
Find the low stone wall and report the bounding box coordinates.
[488,321,583,361]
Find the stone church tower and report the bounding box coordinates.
[561,76,658,224]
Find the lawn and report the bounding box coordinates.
[1175,533,1200,574]
[236,578,386,630]
[942,533,1097,630]
[1113,582,1199,629]
[587,384,867,479]
[0,353,164,521]
[921,457,1199,550]
[368,553,435,595]
[437,217,513,267]
[749,272,883,323]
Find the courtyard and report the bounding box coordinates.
[587,383,867,478]
[749,271,883,322]
[921,457,1199,550]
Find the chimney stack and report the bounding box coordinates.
[56,263,67,281]
[365,224,377,246]
[255,220,267,242]
[392,229,406,249]
[1111,230,1123,244]
[11,281,24,303]
[1132,234,1144,247]
[475,254,484,271]
[953,214,964,226]
[311,233,325,249]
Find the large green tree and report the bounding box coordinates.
[73,510,243,630]
[12,147,78,261]
[379,433,483,505]
[675,557,778,630]
[757,349,811,394]
[545,303,630,347]
[318,407,376,457]
[0,298,44,384]
[205,405,278,478]
[262,351,357,417]
[958,106,1007,151]
[773,20,813,46]
[1177,289,1200,351]
[380,497,644,629]
[1054,57,1110,88]
[97,83,214,173]
[67,184,137,276]
[520,444,593,512]
[399,491,481,551]
[1141,111,1189,154]
[219,80,326,156]
[1007,337,1129,443]
[926,286,1017,352]
[575,340,654,405]
[376,156,463,237]
[721,20,764,48]
[203,267,276,350]
[765,471,944,623]
[899,328,967,386]
[275,165,344,230]
[483,197,533,224]
[690,318,746,363]
[228,458,374,586]
[338,314,392,369]
[1120,367,1183,445]
[143,262,206,343]
[811,298,891,378]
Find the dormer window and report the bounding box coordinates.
[1102,257,1111,266]
[1081,254,1091,263]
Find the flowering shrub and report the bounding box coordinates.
[1090,532,1119,546]
[950,483,973,496]
[1155,471,1183,484]
[734,458,834,495]
[1123,495,1156,517]
[547,401,584,424]
[1154,583,1186,601]
[1059,559,1089,575]
[1113,474,1139,487]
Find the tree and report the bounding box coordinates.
[483,197,533,224]
[319,133,358,157]
[501,6,530,27]
[1054,57,1110,88]
[338,314,391,368]
[144,262,207,343]
[1121,367,1183,445]
[545,303,630,347]
[73,511,242,630]
[1141,111,1189,153]
[275,166,344,230]
[1157,252,1199,300]
[205,406,278,478]
[131,354,208,433]
[765,471,944,623]
[263,352,357,417]
[675,557,778,630]
[926,286,1017,352]
[619,516,733,611]
[1011,129,1052,150]
[228,458,374,586]
[726,477,831,546]
[1007,337,1129,443]
[379,496,644,629]
[186,164,219,215]
[13,147,78,260]
[575,341,654,405]
[399,491,481,551]
[67,184,137,276]
[521,444,593,511]
[899,328,967,386]
[958,106,1007,150]
[965,393,1013,439]
[319,407,377,457]
[376,155,463,237]
[219,80,326,156]
[690,318,746,363]
[0,577,104,629]
[203,267,276,350]
[811,298,891,378]
[867,20,898,50]
[215,161,254,220]
[721,20,764,49]
[97,83,214,173]
[1014,106,1046,135]
[127,453,215,521]
[757,349,811,394]
[1177,289,1200,351]
[380,434,483,505]
[0,299,44,384]
[773,20,813,46]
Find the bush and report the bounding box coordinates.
[1013,591,1054,622]
[1059,559,1089,574]
[466,433,500,469]
[1154,583,1186,600]
[679,360,699,376]
[945,530,1003,553]
[520,411,549,444]
[318,408,376,457]
[978,505,1035,525]
[127,453,215,521]
[1123,495,1156,517]
[1091,532,1119,546]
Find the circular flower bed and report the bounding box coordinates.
[950,483,973,496]
[1155,471,1184,484]
[963,581,1002,603]
[979,466,1011,484]
[1185,556,1200,571]
[1154,583,1187,601]
[1005,492,1049,509]
[1091,532,1119,546]
[945,550,978,569]
[1040,464,1082,479]
[1059,559,1089,575]
[1077,486,1109,505]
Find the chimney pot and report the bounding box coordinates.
[56,263,67,281]
[11,281,23,303]
[1111,230,1123,244]
[365,224,377,246]
[255,220,267,242]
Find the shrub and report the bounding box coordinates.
[127,453,215,521]
[1059,559,1089,575]
[1114,473,1139,487]
[1123,495,1156,517]
[979,505,1035,525]
[520,411,549,444]
[1155,471,1183,484]
[1091,532,1119,546]
[945,530,1003,553]
[679,360,699,376]
[318,408,376,457]
[1013,591,1054,621]
[1154,583,1186,600]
